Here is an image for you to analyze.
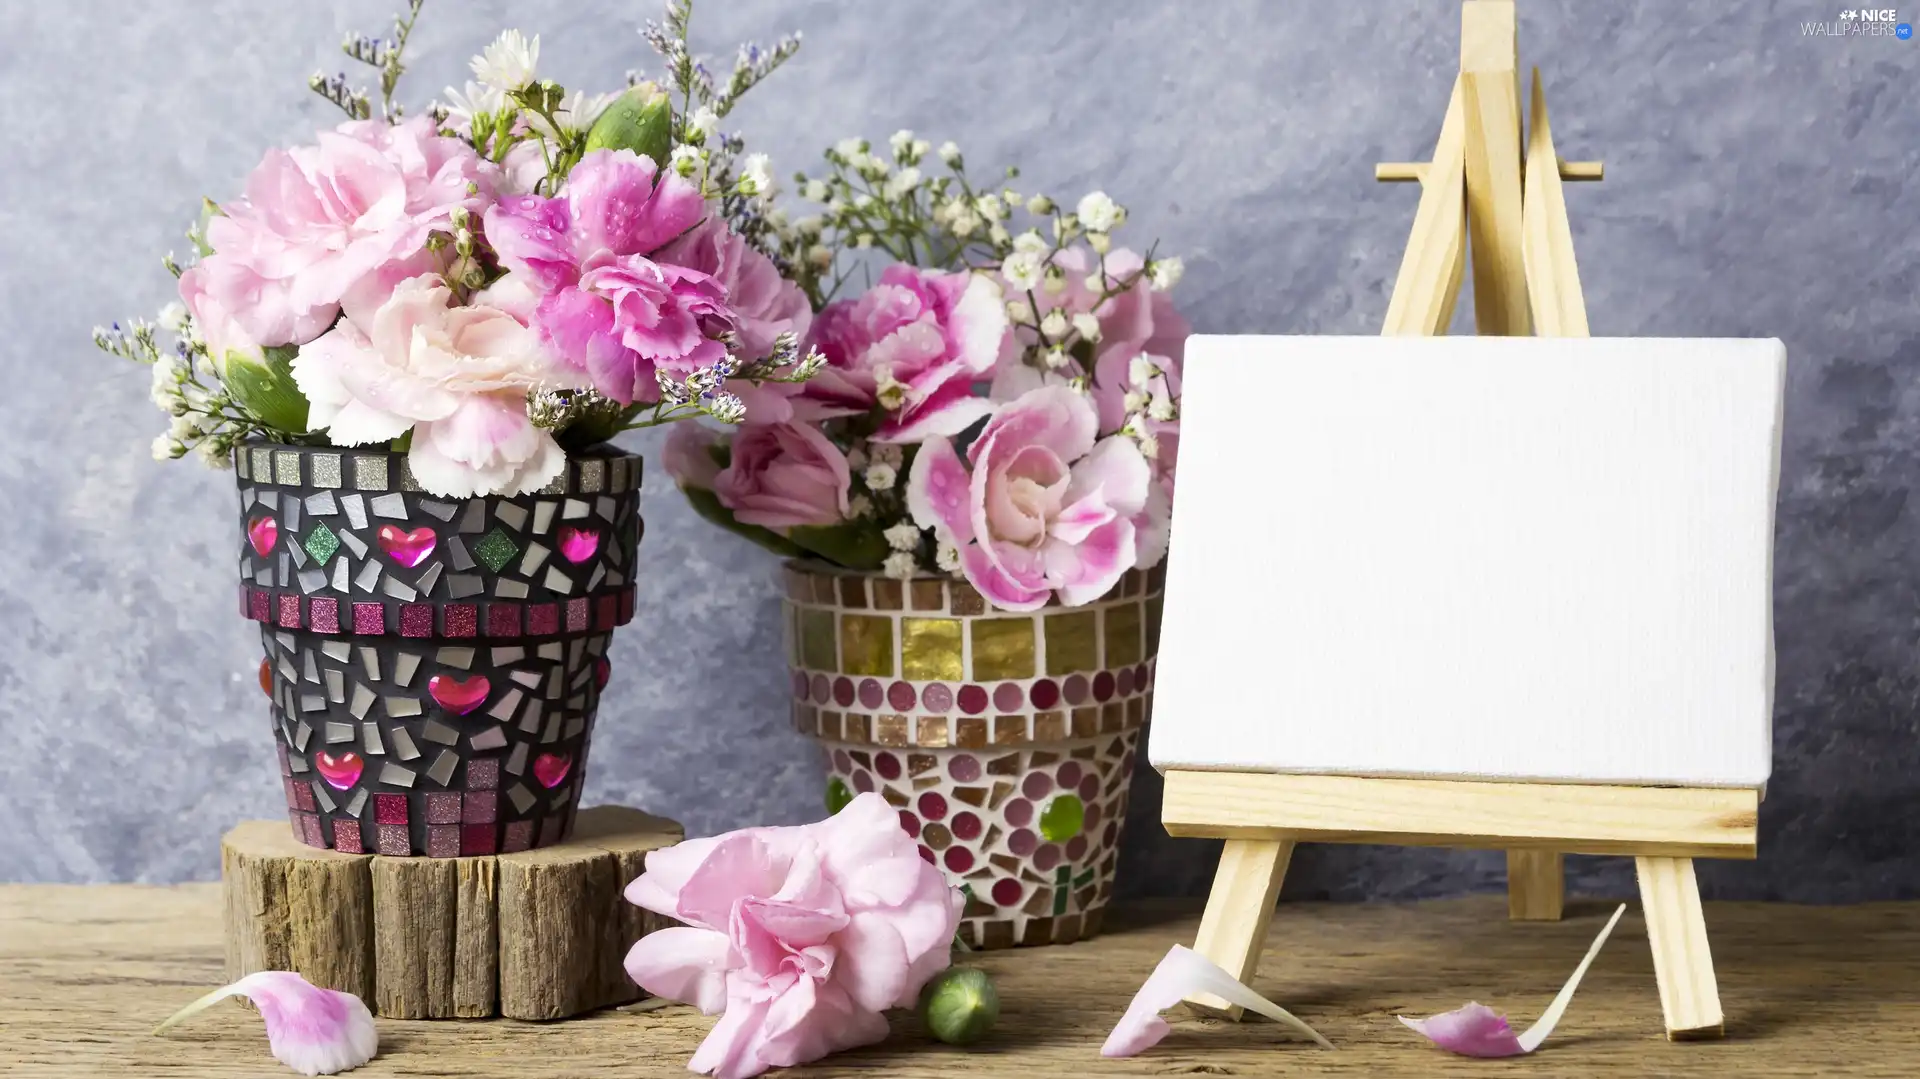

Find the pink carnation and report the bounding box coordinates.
[801,266,1008,442]
[197,116,493,347]
[483,149,732,404]
[658,217,816,423]
[623,792,962,1079]
[291,275,568,498]
[908,385,1150,610]
[711,422,852,530]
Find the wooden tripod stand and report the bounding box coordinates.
[1164,0,1757,1041]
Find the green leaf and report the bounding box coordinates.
[583,84,674,167]
[680,485,806,558]
[225,345,310,435]
[785,522,891,571]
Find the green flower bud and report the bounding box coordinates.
[225,344,310,435]
[920,967,998,1046]
[584,83,674,167]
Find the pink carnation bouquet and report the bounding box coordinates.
[666,135,1190,608]
[94,0,821,499]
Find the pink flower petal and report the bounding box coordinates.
[624,925,736,1015]
[904,437,976,545]
[1401,903,1627,1056]
[1102,945,1332,1057]
[155,971,377,1076]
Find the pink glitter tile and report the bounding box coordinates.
[528,603,559,636]
[374,793,409,825]
[461,823,498,856]
[465,758,500,790]
[566,598,589,633]
[282,776,301,808]
[330,818,364,854]
[293,783,316,812]
[353,602,385,635]
[309,597,340,634]
[594,595,617,631]
[426,825,460,857]
[503,820,533,853]
[620,587,635,623]
[462,790,497,824]
[277,743,292,776]
[487,603,522,638]
[277,593,302,628]
[425,791,461,824]
[249,590,271,622]
[444,603,477,638]
[376,823,411,856]
[400,603,433,638]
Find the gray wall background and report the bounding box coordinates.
[3,1,1917,903]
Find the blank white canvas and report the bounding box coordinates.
[1149,335,1785,789]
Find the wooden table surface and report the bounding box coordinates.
[3,883,1916,1077]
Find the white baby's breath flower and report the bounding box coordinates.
[670,144,705,177]
[1041,270,1066,295]
[1039,310,1069,338]
[1123,390,1149,413]
[989,223,1010,246]
[834,137,866,160]
[889,128,915,157]
[1011,229,1048,255]
[158,302,189,335]
[950,210,980,238]
[196,440,233,468]
[1006,299,1034,325]
[849,494,874,518]
[911,138,931,159]
[1043,347,1069,369]
[864,463,898,492]
[794,215,824,237]
[855,232,876,249]
[883,522,922,552]
[168,414,198,440]
[885,167,922,198]
[808,244,833,269]
[853,193,875,210]
[1076,190,1123,232]
[938,140,962,165]
[150,434,179,461]
[472,29,539,91]
[871,442,903,467]
[1071,312,1101,342]
[1026,195,1055,215]
[1148,395,1176,422]
[737,153,775,198]
[1002,251,1044,292]
[1129,355,1159,388]
[1087,231,1112,255]
[935,540,962,573]
[687,106,720,142]
[845,444,869,471]
[1148,256,1185,291]
[975,193,1003,221]
[883,551,919,580]
[803,179,829,202]
[856,153,890,179]
[1137,433,1160,459]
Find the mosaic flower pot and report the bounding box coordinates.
[783,561,1163,948]
[234,442,643,857]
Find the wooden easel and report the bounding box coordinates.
[1166,1,1758,1040]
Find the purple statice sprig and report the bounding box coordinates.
[311,0,426,123]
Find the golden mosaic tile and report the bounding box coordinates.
[909,579,946,611]
[908,752,936,776]
[882,786,908,807]
[1044,611,1099,674]
[818,710,840,740]
[851,750,872,769]
[993,715,1027,744]
[1028,750,1060,767]
[838,575,868,609]
[798,607,837,671]
[915,716,950,747]
[783,565,811,601]
[1144,596,1164,656]
[871,578,904,611]
[953,787,987,807]
[922,822,952,850]
[839,614,894,676]
[1022,891,1052,917]
[954,717,988,748]
[988,780,1014,808]
[1032,711,1067,741]
[913,775,941,791]
[1126,697,1145,726]
[986,753,1021,776]
[874,714,909,746]
[970,617,1036,680]
[842,714,869,742]
[989,852,1021,874]
[1104,602,1144,667]
[1072,708,1100,737]
[981,921,1016,948]
[812,574,838,605]
[1102,703,1125,732]
[949,581,986,616]
[900,618,963,681]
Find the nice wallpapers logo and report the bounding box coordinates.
[1803,8,1914,37]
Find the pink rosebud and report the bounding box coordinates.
[155,970,377,1075]
[711,422,852,530]
[907,386,1150,610]
[623,792,963,1079]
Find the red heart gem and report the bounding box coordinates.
[558,526,600,563]
[533,752,572,789]
[314,751,364,790]
[377,524,438,568]
[247,516,278,557]
[428,674,491,715]
[594,657,610,690]
[258,658,273,697]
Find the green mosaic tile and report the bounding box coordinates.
[303,522,341,565]
[473,527,520,573]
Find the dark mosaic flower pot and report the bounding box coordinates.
[782,561,1163,948]
[234,442,643,857]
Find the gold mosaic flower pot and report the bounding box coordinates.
[782,561,1163,948]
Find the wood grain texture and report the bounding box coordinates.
[453,858,499,1018]
[1380,81,1468,337]
[1377,159,1601,182]
[571,807,685,1011]
[1521,67,1592,337]
[1458,0,1531,337]
[497,847,618,1020]
[220,820,374,1003]
[1184,839,1292,1019]
[370,856,457,1019]
[9,884,1920,1076]
[1160,772,1760,858]
[1637,856,1725,1039]
[1507,850,1567,921]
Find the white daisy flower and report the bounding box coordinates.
[441,81,506,138]
[471,29,539,91]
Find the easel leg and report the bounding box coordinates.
[1184,839,1293,1019]
[1506,850,1565,921]
[1635,856,1725,1039]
